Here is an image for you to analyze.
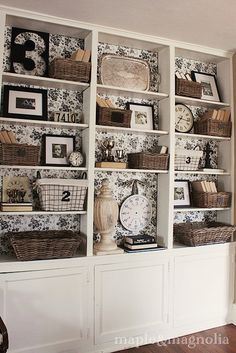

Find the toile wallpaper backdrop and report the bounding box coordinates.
[0,26,220,255]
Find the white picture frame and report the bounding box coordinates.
[174,180,190,208]
[127,103,154,130]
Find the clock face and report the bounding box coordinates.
[69,151,83,167]
[120,195,152,233]
[175,104,194,133]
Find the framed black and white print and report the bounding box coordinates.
[191,71,220,102]
[42,134,75,166]
[174,180,190,208]
[127,102,154,130]
[3,85,47,121]
[10,27,49,77]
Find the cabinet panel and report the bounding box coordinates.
[0,267,89,353]
[95,259,169,344]
[173,251,233,328]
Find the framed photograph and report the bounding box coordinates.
[42,134,75,166]
[174,180,190,208]
[127,103,154,130]
[3,85,47,120]
[191,71,220,102]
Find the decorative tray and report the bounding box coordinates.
[100,55,150,91]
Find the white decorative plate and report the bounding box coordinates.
[100,55,150,91]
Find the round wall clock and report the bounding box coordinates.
[175,104,194,133]
[120,193,152,234]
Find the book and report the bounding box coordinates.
[120,245,166,253]
[81,49,91,62]
[95,162,127,169]
[202,168,224,173]
[125,235,156,245]
[156,145,168,154]
[124,242,158,250]
[1,203,33,212]
[71,49,84,61]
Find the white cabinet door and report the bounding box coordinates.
[95,258,169,344]
[0,267,90,353]
[173,248,234,331]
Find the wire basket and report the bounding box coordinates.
[36,178,88,211]
[175,78,202,98]
[10,230,81,261]
[128,152,169,170]
[194,119,231,137]
[49,58,91,82]
[175,148,203,171]
[192,191,231,208]
[0,143,40,166]
[174,222,236,246]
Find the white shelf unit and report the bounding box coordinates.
[0,10,234,256]
[0,11,96,258]
[174,46,234,232]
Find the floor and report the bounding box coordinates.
[116,325,236,353]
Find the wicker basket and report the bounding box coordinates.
[192,191,231,208]
[175,78,202,98]
[194,119,231,137]
[174,222,236,246]
[128,153,169,170]
[97,106,132,128]
[175,148,203,171]
[49,58,91,82]
[36,178,88,211]
[0,143,40,166]
[9,230,81,261]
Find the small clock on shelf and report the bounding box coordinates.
[175,104,194,133]
[120,180,152,234]
[68,151,84,167]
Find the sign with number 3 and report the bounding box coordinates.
[10,27,49,77]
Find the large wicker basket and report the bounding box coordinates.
[36,178,88,211]
[49,58,91,82]
[10,230,81,261]
[194,119,231,137]
[97,106,132,128]
[192,191,231,208]
[175,148,203,171]
[175,78,202,98]
[0,143,40,166]
[128,152,169,170]
[174,222,236,246]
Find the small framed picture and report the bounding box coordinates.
[174,180,190,208]
[3,85,47,120]
[127,103,154,130]
[191,71,220,102]
[42,134,75,166]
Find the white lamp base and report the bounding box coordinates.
[94,247,124,256]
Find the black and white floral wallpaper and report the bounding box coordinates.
[0,27,223,255]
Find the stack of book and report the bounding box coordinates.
[192,180,217,193]
[200,109,231,122]
[122,235,164,253]
[1,203,33,212]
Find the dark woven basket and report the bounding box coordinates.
[49,58,91,82]
[10,230,81,261]
[192,191,231,208]
[194,119,231,137]
[0,143,40,166]
[175,78,202,98]
[128,153,169,170]
[174,222,236,246]
[97,106,132,128]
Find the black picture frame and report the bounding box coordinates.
[3,85,47,121]
[10,27,49,77]
[191,71,221,102]
[127,102,154,130]
[42,134,75,166]
[174,180,191,208]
